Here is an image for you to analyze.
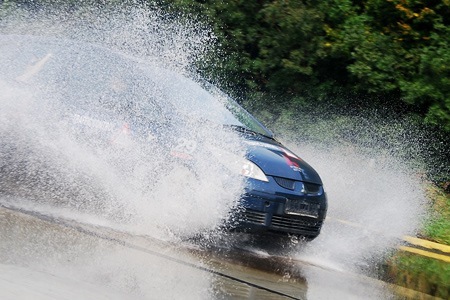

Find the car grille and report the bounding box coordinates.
[273,177,322,194]
[271,215,322,232]
[273,177,295,190]
[243,210,266,224]
[241,210,322,233]
[304,182,320,193]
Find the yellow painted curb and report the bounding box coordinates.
[403,236,450,254]
[399,246,450,263]
[328,217,450,261]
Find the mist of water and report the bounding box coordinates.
[0,1,247,234]
[281,133,427,298]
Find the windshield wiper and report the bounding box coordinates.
[225,125,274,139]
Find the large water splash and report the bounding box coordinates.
[0,2,244,238]
[291,141,426,259]
[0,3,249,298]
[0,1,214,73]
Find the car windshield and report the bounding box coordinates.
[0,35,273,138]
[152,70,273,137]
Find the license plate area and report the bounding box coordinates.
[285,199,319,218]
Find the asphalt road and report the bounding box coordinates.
[0,205,437,300]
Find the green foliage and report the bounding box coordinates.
[387,252,450,298]
[402,24,450,130]
[165,1,267,95]
[423,186,450,245]
[335,0,450,130]
[166,0,450,131]
[253,1,325,92]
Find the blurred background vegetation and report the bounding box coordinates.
[166,0,449,128]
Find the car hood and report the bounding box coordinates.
[244,137,323,185]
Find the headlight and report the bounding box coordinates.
[241,160,269,182]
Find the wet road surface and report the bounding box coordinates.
[0,205,435,300]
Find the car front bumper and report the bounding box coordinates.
[231,176,328,238]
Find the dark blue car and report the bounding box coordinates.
[221,116,327,240]
[237,135,327,240]
[1,35,327,241]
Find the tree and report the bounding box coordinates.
[166,0,450,129]
[323,0,450,129]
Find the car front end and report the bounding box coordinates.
[231,137,328,240]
